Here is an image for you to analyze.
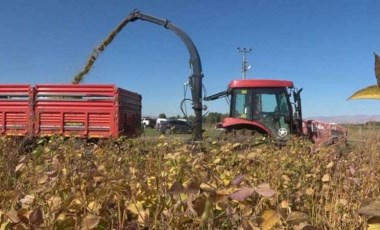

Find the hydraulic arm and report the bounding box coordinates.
[127,10,204,140]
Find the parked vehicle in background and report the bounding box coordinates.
[178,118,192,126]
[155,118,167,130]
[159,119,193,134]
[141,117,156,128]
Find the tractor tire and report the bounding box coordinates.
[218,128,269,146]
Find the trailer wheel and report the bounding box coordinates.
[165,128,171,135]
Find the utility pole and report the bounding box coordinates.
[237,47,252,79]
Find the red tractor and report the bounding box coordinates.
[205,79,347,146]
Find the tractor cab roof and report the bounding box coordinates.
[229,79,294,89]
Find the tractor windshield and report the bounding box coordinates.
[231,87,291,138]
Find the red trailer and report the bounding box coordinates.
[34,84,142,138]
[0,84,142,138]
[0,84,34,136]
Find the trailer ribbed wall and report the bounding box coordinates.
[34,84,141,138]
[0,85,34,136]
[0,84,141,138]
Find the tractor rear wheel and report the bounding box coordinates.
[218,128,269,146]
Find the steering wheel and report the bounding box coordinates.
[261,112,281,121]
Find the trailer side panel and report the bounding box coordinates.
[34,84,141,138]
[0,85,33,136]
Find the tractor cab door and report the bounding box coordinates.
[231,87,292,139]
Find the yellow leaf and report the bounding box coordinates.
[280,200,289,209]
[321,174,331,182]
[127,201,144,215]
[348,85,380,100]
[62,167,67,176]
[306,188,314,196]
[282,175,291,182]
[138,208,149,223]
[261,209,280,230]
[368,216,380,230]
[88,201,101,213]
[220,171,232,185]
[368,223,380,230]
[213,158,222,164]
[326,162,334,169]
[179,193,188,201]
[68,199,82,212]
[0,221,11,230]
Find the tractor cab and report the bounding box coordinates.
[205,79,303,140]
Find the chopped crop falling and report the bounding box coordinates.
[72,17,133,84]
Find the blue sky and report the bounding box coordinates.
[0,0,379,118]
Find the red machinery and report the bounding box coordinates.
[205,79,347,145]
[0,84,34,136]
[0,84,141,138]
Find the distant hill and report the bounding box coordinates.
[306,115,380,124]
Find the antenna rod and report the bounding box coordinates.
[237,47,252,79]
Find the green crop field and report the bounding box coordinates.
[0,124,379,229]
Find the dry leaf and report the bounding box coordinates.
[349,166,356,176]
[232,143,241,149]
[229,188,255,201]
[359,200,380,216]
[261,209,280,230]
[81,214,100,229]
[186,181,200,194]
[5,211,20,224]
[281,200,289,209]
[286,211,309,225]
[15,163,25,173]
[29,207,44,226]
[38,175,49,184]
[20,194,35,205]
[168,181,185,194]
[306,188,314,196]
[213,157,222,164]
[321,174,330,182]
[241,217,255,230]
[255,183,276,197]
[127,202,144,215]
[326,162,334,169]
[231,174,245,186]
[47,196,62,211]
[88,201,101,213]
